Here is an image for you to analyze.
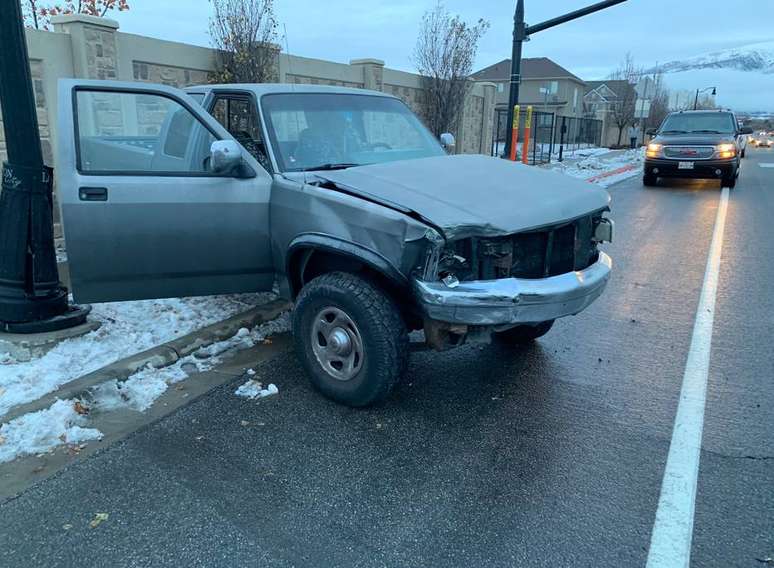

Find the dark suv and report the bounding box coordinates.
[644,110,753,188]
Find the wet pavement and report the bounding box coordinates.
[1,148,772,567]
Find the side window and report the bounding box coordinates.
[75,90,216,174]
[210,95,272,171]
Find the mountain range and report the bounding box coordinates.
[645,41,774,113]
[650,41,774,75]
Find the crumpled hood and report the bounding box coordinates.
[314,154,611,240]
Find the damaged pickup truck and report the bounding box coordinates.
[58,80,613,406]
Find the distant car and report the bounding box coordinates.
[750,132,768,146]
[644,110,752,189]
[758,136,772,148]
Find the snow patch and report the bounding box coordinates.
[546,148,644,188]
[235,381,279,400]
[0,400,102,464]
[0,312,291,463]
[0,292,275,419]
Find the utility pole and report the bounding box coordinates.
[0,0,88,333]
[504,0,629,159]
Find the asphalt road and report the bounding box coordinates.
[1,149,773,567]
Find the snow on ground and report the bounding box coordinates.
[0,312,291,463]
[235,381,279,400]
[546,148,645,188]
[493,142,606,160]
[0,292,276,419]
[0,400,102,464]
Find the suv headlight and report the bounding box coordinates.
[646,143,662,158]
[716,143,736,159]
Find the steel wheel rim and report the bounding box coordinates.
[310,306,365,381]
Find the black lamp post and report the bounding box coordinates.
[504,0,629,159]
[693,86,717,110]
[0,0,88,333]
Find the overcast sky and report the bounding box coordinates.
[114,0,774,108]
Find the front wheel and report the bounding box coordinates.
[643,174,657,187]
[494,320,554,345]
[723,166,738,189]
[723,175,737,189]
[293,272,408,407]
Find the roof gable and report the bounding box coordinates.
[584,80,634,100]
[472,57,583,83]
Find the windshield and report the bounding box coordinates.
[659,112,736,134]
[260,93,445,172]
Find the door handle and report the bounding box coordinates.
[79,187,108,201]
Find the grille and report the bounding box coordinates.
[663,146,715,160]
[472,215,599,280]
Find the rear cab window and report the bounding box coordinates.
[209,93,272,172]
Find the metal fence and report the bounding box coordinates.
[491,108,603,164]
[553,115,603,159]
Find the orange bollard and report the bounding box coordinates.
[509,105,520,161]
[521,106,533,164]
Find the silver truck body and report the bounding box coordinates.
[57,79,612,330]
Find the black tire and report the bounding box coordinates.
[293,271,408,407]
[494,320,554,345]
[643,174,657,187]
[741,148,746,158]
[723,166,738,189]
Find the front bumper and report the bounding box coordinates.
[645,158,736,179]
[412,252,612,326]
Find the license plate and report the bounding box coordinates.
[678,161,694,170]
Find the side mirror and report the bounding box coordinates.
[210,140,243,175]
[739,126,753,135]
[439,132,456,152]
[646,128,657,136]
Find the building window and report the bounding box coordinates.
[497,83,504,93]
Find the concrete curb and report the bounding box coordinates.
[1,299,291,424]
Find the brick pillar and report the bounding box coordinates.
[52,14,120,80]
[350,59,385,91]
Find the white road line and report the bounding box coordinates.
[646,187,730,568]
[759,163,774,168]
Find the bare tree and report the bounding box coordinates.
[645,73,670,132]
[413,2,489,138]
[608,54,642,146]
[209,0,280,84]
[24,0,129,29]
[647,87,670,130]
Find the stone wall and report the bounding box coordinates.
[132,61,211,88]
[0,60,52,165]
[285,74,363,89]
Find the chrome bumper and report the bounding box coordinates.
[412,252,612,326]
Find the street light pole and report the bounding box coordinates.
[693,86,717,110]
[504,0,526,160]
[504,0,629,159]
[0,0,88,332]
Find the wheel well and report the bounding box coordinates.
[288,247,421,329]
